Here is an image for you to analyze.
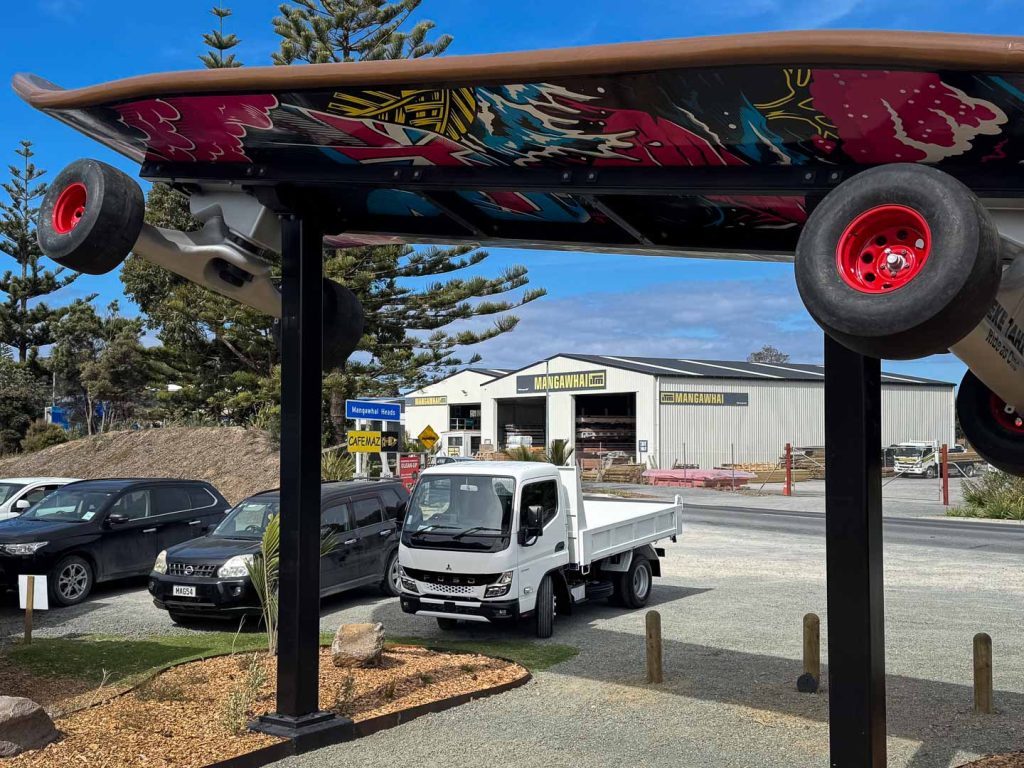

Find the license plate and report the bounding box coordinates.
[172,585,196,598]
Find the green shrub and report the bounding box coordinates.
[950,470,1024,520]
[321,449,355,481]
[20,419,69,453]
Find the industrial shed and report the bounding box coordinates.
[407,355,954,468]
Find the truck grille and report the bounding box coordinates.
[402,566,499,587]
[167,562,219,578]
[427,583,477,596]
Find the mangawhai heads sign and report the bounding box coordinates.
[517,370,607,394]
[660,391,748,406]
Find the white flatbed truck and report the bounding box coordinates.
[398,461,682,638]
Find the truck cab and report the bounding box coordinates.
[398,461,682,638]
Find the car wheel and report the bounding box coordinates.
[618,556,653,609]
[436,617,459,631]
[534,574,555,639]
[380,550,401,597]
[49,555,93,607]
[795,164,1000,360]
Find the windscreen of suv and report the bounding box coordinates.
[213,498,280,539]
[402,475,514,551]
[20,489,114,522]
[0,483,25,505]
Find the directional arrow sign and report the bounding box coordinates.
[418,425,440,450]
[381,433,400,450]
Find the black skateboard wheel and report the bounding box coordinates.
[37,158,145,275]
[795,164,1000,360]
[272,278,365,371]
[956,371,1024,476]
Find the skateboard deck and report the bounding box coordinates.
[15,30,1024,258]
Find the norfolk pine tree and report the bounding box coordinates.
[0,142,81,363]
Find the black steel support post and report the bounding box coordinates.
[253,215,352,746]
[823,334,886,767]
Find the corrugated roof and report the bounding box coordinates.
[465,367,510,378]
[551,354,953,386]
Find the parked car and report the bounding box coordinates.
[0,479,230,606]
[149,480,410,623]
[0,478,80,522]
[431,455,476,466]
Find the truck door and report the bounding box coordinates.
[516,479,566,611]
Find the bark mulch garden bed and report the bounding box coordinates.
[5,645,528,768]
[959,754,1024,767]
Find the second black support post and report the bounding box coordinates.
[823,335,887,767]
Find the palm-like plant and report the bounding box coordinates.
[246,513,339,654]
[545,439,574,466]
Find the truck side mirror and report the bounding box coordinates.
[518,505,544,546]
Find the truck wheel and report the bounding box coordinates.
[37,159,145,275]
[619,557,653,609]
[534,575,555,639]
[436,618,459,631]
[272,278,365,371]
[925,465,937,480]
[956,371,1024,476]
[795,165,999,360]
[964,463,978,478]
[49,555,93,607]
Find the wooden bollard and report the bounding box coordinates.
[24,575,34,645]
[797,612,820,693]
[646,610,663,684]
[974,632,993,714]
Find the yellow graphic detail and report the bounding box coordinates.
[327,88,478,141]
[753,68,838,140]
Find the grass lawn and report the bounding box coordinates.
[3,631,577,689]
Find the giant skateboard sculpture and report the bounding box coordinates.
[14,29,1024,472]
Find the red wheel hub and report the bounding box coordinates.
[52,183,87,235]
[990,393,1024,435]
[836,204,932,294]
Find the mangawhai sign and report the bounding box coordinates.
[517,370,607,394]
[407,395,447,406]
[660,391,748,406]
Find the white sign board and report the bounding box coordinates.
[18,575,48,611]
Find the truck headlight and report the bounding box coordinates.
[153,550,168,574]
[399,565,418,593]
[1,542,47,555]
[218,555,253,579]
[485,570,513,598]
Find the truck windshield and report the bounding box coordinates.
[403,475,515,551]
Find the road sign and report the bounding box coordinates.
[345,399,401,422]
[639,440,649,453]
[347,430,399,452]
[418,425,440,450]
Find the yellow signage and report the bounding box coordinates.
[408,395,447,406]
[660,391,748,406]
[418,425,440,450]
[517,369,606,393]
[347,431,400,452]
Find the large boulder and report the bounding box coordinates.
[0,696,58,757]
[331,622,385,668]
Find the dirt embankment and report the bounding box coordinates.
[0,427,279,503]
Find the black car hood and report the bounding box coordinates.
[166,535,261,563]
[0,517,88,543]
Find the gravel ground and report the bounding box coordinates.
[2,503,1021,768]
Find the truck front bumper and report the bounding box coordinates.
[400,594,519,623]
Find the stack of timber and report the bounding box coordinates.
[720,462,814,484]
[785,446,827,479]
[643,468,756,489]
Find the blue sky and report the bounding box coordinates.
[3,0,1019,382]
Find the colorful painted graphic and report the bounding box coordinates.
[44,64,1024,250]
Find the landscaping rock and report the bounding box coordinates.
[0,696,58,757]
[331,622,385,668]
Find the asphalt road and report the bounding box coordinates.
[678,503,1024,555]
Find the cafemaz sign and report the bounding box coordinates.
[517,369,607,393]
[660,391,749,406]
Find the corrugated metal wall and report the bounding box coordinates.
[657,377,954,469]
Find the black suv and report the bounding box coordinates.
[0,479,229,606]
[149,480,409,623]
